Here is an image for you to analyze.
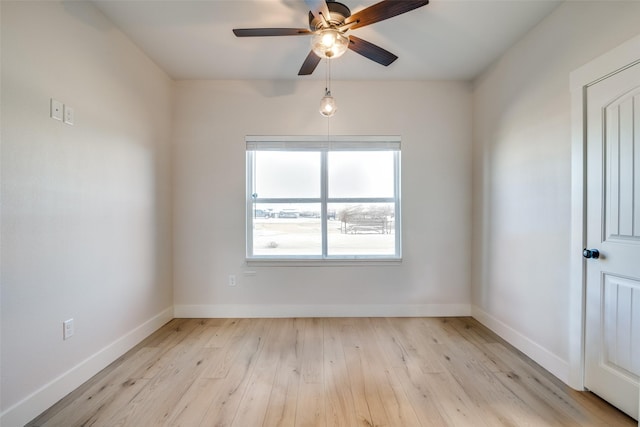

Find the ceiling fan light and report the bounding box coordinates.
[311,29,348,59]
[319,90,337,117]
[321,32,336,46]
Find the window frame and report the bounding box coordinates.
[246,135,401,263]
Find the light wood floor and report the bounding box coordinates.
[28,317,635,427]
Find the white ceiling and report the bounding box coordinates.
[93,0,562,81]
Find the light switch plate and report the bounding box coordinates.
[50,99,63,121]
[63,105,74,125]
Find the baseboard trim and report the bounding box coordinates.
[174,303,471,318]
[0,306,174,427]
[471,305,570,384]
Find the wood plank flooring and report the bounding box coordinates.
[27,317,636,426]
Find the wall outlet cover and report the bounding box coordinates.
[63,319,74,340]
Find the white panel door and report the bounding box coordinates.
[585,61,640,420]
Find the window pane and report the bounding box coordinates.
[327,203,395,256]
[252,203,321,256]
[247,138,401,260]
[255,151,320,198]
[328,151,394,198]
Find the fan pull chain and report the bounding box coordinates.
[326,58,331,140]
[325,58,330,93]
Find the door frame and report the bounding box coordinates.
[569,33,640,392]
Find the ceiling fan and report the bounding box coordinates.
[232,0,429,76]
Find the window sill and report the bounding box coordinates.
[245,258,402,267]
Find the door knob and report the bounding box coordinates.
[583,248,600,259]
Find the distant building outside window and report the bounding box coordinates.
[246,136,401,261]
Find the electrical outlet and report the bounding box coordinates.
[63,318,74,340]
[228,274,237,287]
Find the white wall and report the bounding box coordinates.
[471,2,640,383]
[0,2,174,425]
[173,80,472,317]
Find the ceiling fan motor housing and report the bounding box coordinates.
[309,1,351,29]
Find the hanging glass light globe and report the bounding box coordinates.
[319,88,337,117]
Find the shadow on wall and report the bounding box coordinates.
[249,79,301,98]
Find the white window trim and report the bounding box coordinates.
[246,135,402,263]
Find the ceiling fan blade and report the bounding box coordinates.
[343,0,428,30]
[305,0,331,22]
[298,51,322,75]
[233,28,312,37]
[348,35,398,66]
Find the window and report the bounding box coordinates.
[246,136,401,261]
